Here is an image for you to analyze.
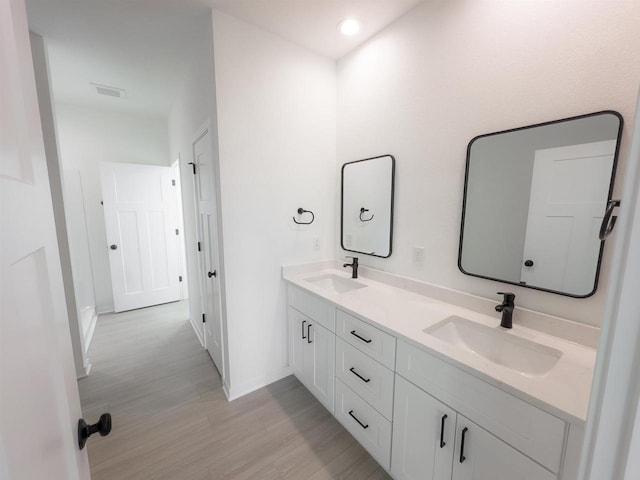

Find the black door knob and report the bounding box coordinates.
[78,413,112,450]
[208,270,217,278]
[110,244,118,250]
[524,260,534,267]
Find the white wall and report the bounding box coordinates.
[54,103,171,312]
[212,10,337,398]
[337,0,640,326]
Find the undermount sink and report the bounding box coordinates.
[424,316,562,376]
[305,274,367,294]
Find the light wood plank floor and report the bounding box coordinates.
[78,301,392,480]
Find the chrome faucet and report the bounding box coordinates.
[495,292,515,329]
[343,256,359,279]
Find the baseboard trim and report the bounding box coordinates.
[225,367,292,402]
[189,315,205,347]
[96,304,114,315]
[81,307,97,352]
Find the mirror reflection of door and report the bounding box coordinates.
[520,141,615,294]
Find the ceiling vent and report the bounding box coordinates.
[90,83,126,99]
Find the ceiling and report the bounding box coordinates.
[26,0,423,116]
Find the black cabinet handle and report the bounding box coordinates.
[440,414,448,448]
[109,244,117,250]
[208,270,217,278]
[523,260,534,267]
[307,324,312,344]
[350,330,372,344]
[349,367,371,383]
[459,427,468,463]
[78,413,112,450]
[348,410,369,429]
[301,320,306,339]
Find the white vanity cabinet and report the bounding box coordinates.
[287,287,335,412]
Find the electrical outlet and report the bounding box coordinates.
[413,246,425,266]
[313,236,320,251]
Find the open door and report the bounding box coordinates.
[0,0,90,477]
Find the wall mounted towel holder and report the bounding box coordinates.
[359,207,374,222]
[293,208,315,225]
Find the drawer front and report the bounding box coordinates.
[336,309,396,369]
[288,285,335,332]
[335,379,392,470]
[335,338,394,419]
[396,340,566,473]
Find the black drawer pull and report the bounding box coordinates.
[350,330,372,344]
[301,320,306,339]
[460,427,468,463]
[440,414,447,448]
[349,367,371,383]
[348,410,369,429]
[307,323,312,344]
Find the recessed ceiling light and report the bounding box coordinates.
[338,19,360,36]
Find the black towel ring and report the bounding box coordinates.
[293,208,315,225]
[359,207,374,222]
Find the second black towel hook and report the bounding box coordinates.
[293,208,315,225]
[360,207,374,222]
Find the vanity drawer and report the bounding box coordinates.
[288,285,335,332]
[335,338,394,420]
[396,340,566,473]
[336,309,396,369]
[335,379,392,470]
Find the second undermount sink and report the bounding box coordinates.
[305,274,367,294]
[424,316,562,376]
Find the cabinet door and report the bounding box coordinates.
[452,416,556,480]
[391,376,457,480]
[305,321,335,412]
[288,307,307,381]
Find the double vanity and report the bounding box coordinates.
[283,264,596,480]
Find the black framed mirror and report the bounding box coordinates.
[341,154,395,258]
[459,111,623,297]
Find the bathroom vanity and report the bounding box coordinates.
[283,264,596,480]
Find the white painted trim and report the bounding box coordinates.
[189,314,205,347]
[96,304,114,315]
[225,367,292,402]
[578,89,640,480]
[80,306,97,352]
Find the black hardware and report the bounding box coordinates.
[78,413,112,450]
[175,229,179,235]
[495,292,515,329]
[208,270,217,278]
[459,427,468,463]
[202,313,206,324]
[440,414,448,448]
[599,199,621,240]
[359,207,374,222]
[109,244,117,250]
[171,179,176,186]
[348,410,369,429]
[188,162,196,175]
[307,324,312,344]
[301,320,307,339]
[293,208,315,225]
[197,241,201,252]
[100,201,103,205]
[350,330,372,344]
[179,276,182,282]
[458,111,624,299]
[349,367,371,383]
[341,154,395,259]
[343,256,359,279]
[524,259,534,267]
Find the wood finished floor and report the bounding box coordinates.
[78,301,391,480]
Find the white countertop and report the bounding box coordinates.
[283,267,596,424]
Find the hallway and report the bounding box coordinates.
[78,302,390,480]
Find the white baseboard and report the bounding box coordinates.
[96,304,114,315]
[81,306,97,353]
[189,315,205,347]
[225,367,292,402]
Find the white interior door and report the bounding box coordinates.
[193,128,224,373]
[0,0,90,477]
[520,140,615,295]
[101,162,181,312]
